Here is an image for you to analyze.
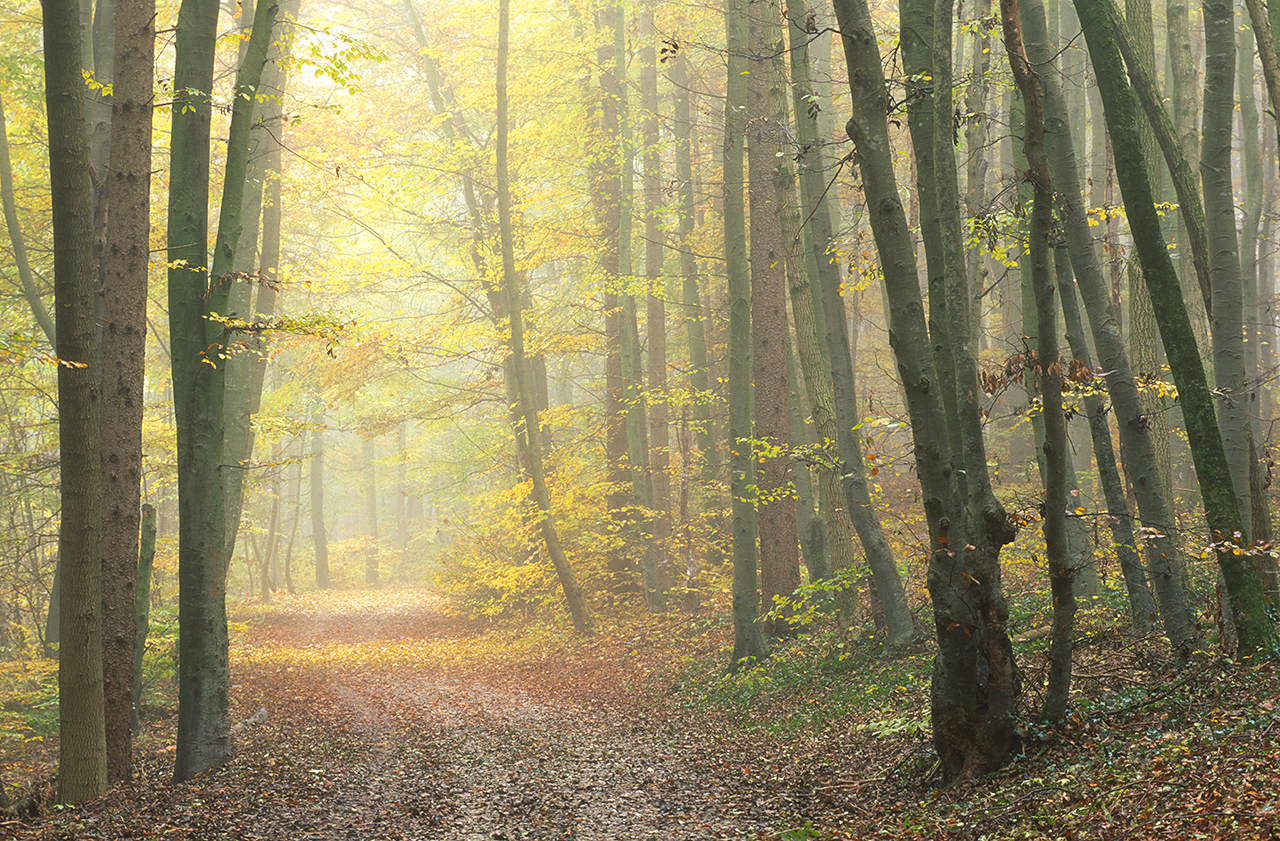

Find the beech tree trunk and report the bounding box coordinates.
[45,0,108,802]
[99,0,154,782]
[726,0,768,668]
[835,0,1020,780]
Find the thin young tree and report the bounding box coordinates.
[495,0,590,634]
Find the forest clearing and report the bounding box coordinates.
[3,588,1280,839]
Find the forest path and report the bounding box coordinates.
[223,589,799,840]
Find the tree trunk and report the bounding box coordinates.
[639,0,671,594]
[1002,0,1075,720]
[748,0,801,634]
[168,0,276,782]
[0,95,55,345]
[310,406,330,589]
[496,0,590,634]
[592,3,633,590]
[1075,0,1278,657]
[1202,0,1252,539]
[45,0,108,802]
[787,0,910,641]
[726,0,768,668]
[132,503,156,734]
[363,436,379,585]
[99,0,154,782]
[835,0,1020,779]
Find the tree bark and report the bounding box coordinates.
[726,0,768,668]
[99,0,154,782]
[45,0,108,802]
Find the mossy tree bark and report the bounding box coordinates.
[835,0,1020,780]
[1075,0,1277,658]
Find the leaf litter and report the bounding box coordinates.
[5,588,1280,840]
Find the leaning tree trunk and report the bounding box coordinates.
[496,0,590,634]
[1021,0,1179,642]
[1075,0,1277,658]
[1002,0,1075,720]
[786,0,912,642]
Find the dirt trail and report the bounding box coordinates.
[226,591,791,840]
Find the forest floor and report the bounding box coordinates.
[4,588,1280,840]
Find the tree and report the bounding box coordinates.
[1074,0,1277,657]
[747,0,801,633]
[1000,0,1074,720]
[836,0,1021,779]
[43,0,107,803]
[495,0,590,634]
[310,403,331,589]
[726,0,768,668]
[99,0,155,782]
[167,0,277,781]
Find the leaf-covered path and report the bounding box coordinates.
[232,591,782,840]
[16,590,814,840]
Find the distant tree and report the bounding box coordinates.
[726,0,768,668]
[496,0,590,634]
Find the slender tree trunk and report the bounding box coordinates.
[1021,0,1175,638]
[132,503,156,734]
[1002,0,1075,719]
[726,0,767,668]
[310,406,330,589]
[639,0,671,593]
[671,52,718,484]
[0,95,55,345]
[496,0,590,634]
[592,3,632,589]
[363,436,379,585]
[45,0,107,802]
[787,0,910,641]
